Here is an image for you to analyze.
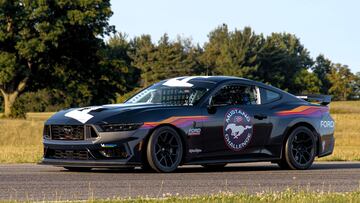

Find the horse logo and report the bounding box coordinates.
[225,124,252,139]
[224,108,253,151]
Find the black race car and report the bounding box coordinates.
[41,76,335,172]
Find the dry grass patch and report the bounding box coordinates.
[330,101,360,114]
[0,116,45,163]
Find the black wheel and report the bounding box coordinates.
[146,126,183,172]
[64,167,92,172]
[280,126,316,170]
[201,163,227,170]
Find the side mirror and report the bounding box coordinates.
[207,96,216,114]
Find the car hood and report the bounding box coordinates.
[45,103,165,125]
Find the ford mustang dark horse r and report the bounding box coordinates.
[41,76,335,172]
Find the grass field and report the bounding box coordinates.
[0,192,359,203]
[3,190,358,203]
[93,190,360,203]
[0,102,359,163]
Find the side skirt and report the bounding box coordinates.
[184,157,281,165]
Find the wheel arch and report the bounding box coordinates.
[140,124,188,166]
[280,121,320,158]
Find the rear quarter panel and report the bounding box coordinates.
[262,103,334,158]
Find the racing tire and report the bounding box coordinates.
[279,126,316,170]
[201,163,227,170]
[146,126,183,173]
[63,167,92,172]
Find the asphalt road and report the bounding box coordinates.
[0,162,359,201]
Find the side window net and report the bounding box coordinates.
[213,85,259,105]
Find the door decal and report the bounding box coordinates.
[224,108,253,151]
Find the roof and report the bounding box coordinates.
[165,76,253,84]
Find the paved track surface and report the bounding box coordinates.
[0,162,359,201]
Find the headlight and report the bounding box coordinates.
[100,123,143,132]
[43,125,50,139]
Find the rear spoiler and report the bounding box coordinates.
[296,94,332,106]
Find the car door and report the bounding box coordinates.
[199,82,273,160]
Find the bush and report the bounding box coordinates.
[9,99,27,119]
[8,89,69,117]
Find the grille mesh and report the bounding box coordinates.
[51,125,85,140]
[52,149,90,160]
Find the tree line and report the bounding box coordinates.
[0,1,359,118]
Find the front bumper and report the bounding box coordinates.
[41,128,149,168]
[40,158,141,168]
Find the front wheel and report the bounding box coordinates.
[146,126,183,172]
[279,126,316,170]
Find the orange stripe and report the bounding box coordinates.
[143,116,209,126]
[278,106,311,114]
[277,106,325,116]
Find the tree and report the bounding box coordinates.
[312,55,332,94]
[130,33,202,87]
[101,33,140,101]
[201,25,262,78]
[352,72,360,99]
[293,69,322,94]
[129,34,156,87]
[0,0,114,117]
[151,34,201,82]
[257,33,313,93]
[327,64,355,100]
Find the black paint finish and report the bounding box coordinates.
[41,76,335,168]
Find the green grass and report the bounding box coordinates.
[94,191,360,203]
[0,101,360,163]
[2,190,360,203]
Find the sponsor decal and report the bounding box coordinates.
[224,108,253,151]
[320,120,334,128]
[162,76,211,87]
[65,106,102,123]
[188,128,201,136]
[189,148,202,153]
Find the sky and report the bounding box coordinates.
[109,0,360,73]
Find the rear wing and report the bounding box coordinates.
[296,94,332,106]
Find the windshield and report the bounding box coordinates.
[126,79,215,106]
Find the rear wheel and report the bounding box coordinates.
[279,126,316,170]
[146,126,183,172]
[64,167,92,172]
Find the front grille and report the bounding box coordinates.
[51,149,91,160]
[51,125,85,140]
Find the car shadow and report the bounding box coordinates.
[59,162,360,174]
